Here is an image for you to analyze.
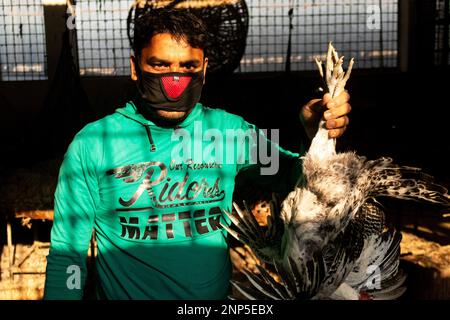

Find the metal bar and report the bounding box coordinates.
[285,1,294,73]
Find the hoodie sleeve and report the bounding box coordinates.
[236,120,306,198]
[44,130,99,300]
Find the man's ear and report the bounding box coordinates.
[130,55,138,81]
[202,57,208,84]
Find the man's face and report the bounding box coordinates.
[131,33,208,121]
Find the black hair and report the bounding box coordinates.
[133,7,208,59]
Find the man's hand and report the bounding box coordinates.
[300,91,351,140]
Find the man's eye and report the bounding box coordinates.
[182,64,196,70]
[152,64,169,69]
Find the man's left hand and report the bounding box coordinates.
[300,91,351,140]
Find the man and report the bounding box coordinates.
[44,8,350,299]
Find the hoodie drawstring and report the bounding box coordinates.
[144,125,157,152]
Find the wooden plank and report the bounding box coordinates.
[6,220,13,279]
[15,210,54,221]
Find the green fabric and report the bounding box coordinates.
[44,101,304,300]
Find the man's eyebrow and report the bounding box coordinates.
[179,59,201,66]
[145,57,202,66]
[146,57,171,64]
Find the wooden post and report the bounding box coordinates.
[406,0,437,72]
[6,219,13,279]
[398,0,411,72]
[42,0,68,83]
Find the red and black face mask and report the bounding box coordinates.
[136,66,205,113]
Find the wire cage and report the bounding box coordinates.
[435,0,449,66]
[0,0,47,81]
[127,0,249,75]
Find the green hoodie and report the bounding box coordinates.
[44,101,304,300]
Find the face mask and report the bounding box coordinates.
[136,66,205,113]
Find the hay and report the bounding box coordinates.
[0,243,49,300]
[400,232,450,299]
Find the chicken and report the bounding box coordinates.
[223,43,450,300]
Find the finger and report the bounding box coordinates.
[326,91,350,109]
[326,116,349,129]
[303,98,322,110]
[328,127,346,138]
[324,103,351,120]
[305,98,327,115]
[322,93,333,105]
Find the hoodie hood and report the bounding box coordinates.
[115,100,204,152]
[115,100,204,129]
